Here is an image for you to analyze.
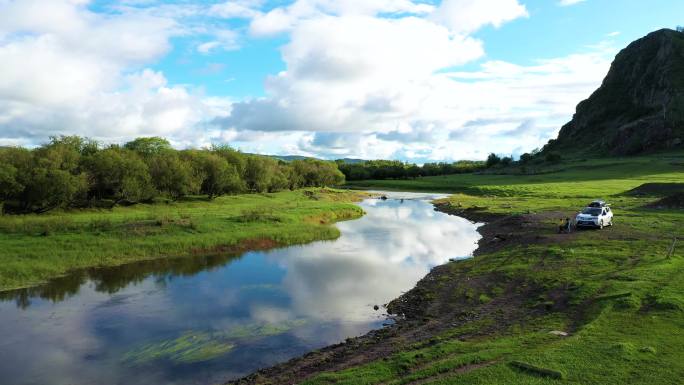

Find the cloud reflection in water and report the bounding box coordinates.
[0,192,480,385]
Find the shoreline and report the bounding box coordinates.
[227,178,684,385]
[0,189,368,292]
[228,197,529,384]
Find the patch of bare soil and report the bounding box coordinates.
[646,192,684,209]
[626,183,684,196]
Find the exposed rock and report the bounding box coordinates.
[545,29,684,155]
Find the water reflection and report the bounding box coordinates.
[1,253,243,309]
[0,192,480,385]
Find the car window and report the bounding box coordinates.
[582,208,602,215]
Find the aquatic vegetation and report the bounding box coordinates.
[223,319,308,340]
[123,320,309,365]
[123,331,236,365]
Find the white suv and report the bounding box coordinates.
[576,205,613,229]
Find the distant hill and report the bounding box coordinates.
[264,155,367,164]
[268,155,315,162]
[545,28,684,155]
[334,158,367,164]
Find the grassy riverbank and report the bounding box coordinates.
[236,154,684,385]
[0,188,366,291]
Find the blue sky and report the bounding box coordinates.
[148,0,684,98]
[0,0,682,161]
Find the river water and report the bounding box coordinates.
[0,192,480,385]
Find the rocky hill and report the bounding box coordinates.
[546,28,684,155]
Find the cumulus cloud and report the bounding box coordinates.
[430,0,528,34]
[0,0,230,147]
[0,0,615,161]
[218,14,485,137]
[209,0,263,19]
[217,0,613,161]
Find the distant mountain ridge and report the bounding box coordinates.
[264,154,367,164]
[546,28,684,155]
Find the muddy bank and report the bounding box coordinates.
[227,202,572,385]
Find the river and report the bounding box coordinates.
[0,192,480,385]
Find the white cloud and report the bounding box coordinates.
[218,1,613,161]
[0,0,615,161]
[197,30,240,53]
[209,0,263,19]
[248,0,435,36]
[558,0,587,6]
[430,0,528,34]
[0,0,229,147]
[220,15,485,137]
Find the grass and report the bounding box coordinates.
[0,188,367,291]
[296,153,684,385]
[346,153,684,200]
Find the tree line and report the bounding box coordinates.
[336,160,485,181]
[0,136,344,214]
[337,149,562,181]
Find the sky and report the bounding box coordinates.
[0,0,683,162]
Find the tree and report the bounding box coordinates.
[22,168,88,212]
[48,135,99,156]
[406,164,421,179]
[269,164,294,192]
[545,151,562,163]
[244,156,277,192]
[85,148,154,203]
[0,161,21,203]
[148,152,199,199]
[292,159,345,188]
[124,137,172,157]
[184,151,245,198]
[211,145,247,177]
[0,148,32,204]
[485,153,501,168]
[500,156,513,167]
[12,140,90,212]
[519,153,533,163]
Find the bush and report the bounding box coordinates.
[519,153,533,163]
[485,153,501,168]
[545,151,562,163]
[0,136,351,214]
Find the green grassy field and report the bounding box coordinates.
[0,188,366,291]
[293,154,684,385]
[346,154,684,198]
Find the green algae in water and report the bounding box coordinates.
[123,331,236,365]
[123,320,307,365]
[223,319,308,340]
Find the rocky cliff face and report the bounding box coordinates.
[547,29,684,155]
